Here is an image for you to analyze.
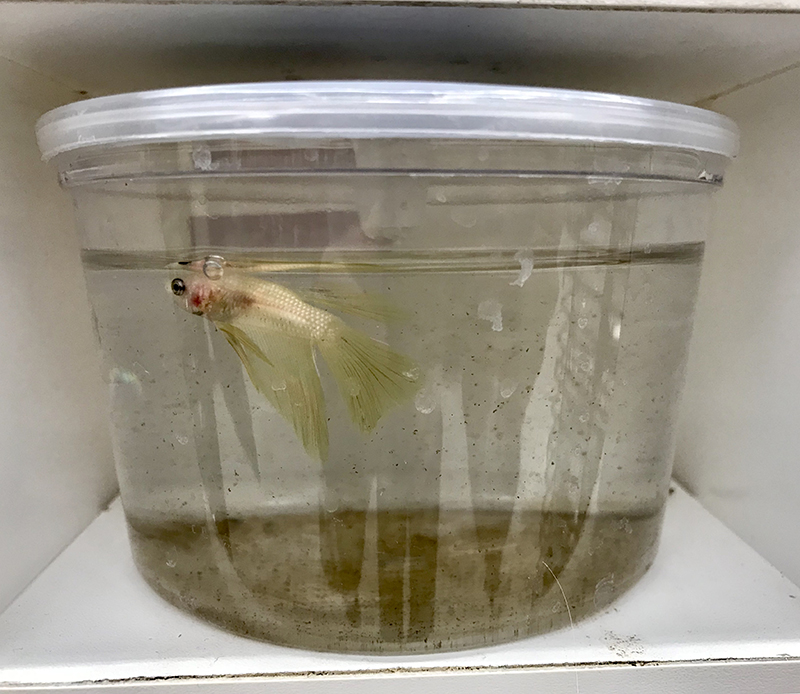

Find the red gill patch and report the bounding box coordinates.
[190,284,214,311]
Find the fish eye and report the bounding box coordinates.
[171,278,186,296]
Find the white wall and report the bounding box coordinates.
[0,58,116,613]
[675,64,800,586]
[1,5,800,104]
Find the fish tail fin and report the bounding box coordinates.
[317,321,420,433]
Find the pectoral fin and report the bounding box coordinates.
[217,322,329,461]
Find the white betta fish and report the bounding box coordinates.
[169,256,419,460]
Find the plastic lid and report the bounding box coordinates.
[36,81,739,162]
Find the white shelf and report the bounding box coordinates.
[1,488,799,693]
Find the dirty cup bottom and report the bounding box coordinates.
[127,507,661,653]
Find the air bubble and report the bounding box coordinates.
[203,255,225,280]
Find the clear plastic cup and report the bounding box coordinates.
[37,81,737,653]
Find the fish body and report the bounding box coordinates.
[170,257,419,460]
[178,267,336,340]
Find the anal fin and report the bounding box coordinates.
[217,321,329,461]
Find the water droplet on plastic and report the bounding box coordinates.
[415,390,436,414]
[579,413,589,423]
[586,219,612,243]
[176,434,189,445]
[593,574,615,607]
[110,367,136,385]
[580,360,592,372]
[587,175,622,188]
[644,243,652,254]
[478,299,503,332]
[166,559,177,568]
[403,367,421,382]
[435,191,447,203]
[451,209,477,228]
[109,367,142,396]
[271,380,287,392]
[191,147,218,172]
[499,379,517,399]
[578,317,589,329]
[304,149,320,162]
[510,250,534,287]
